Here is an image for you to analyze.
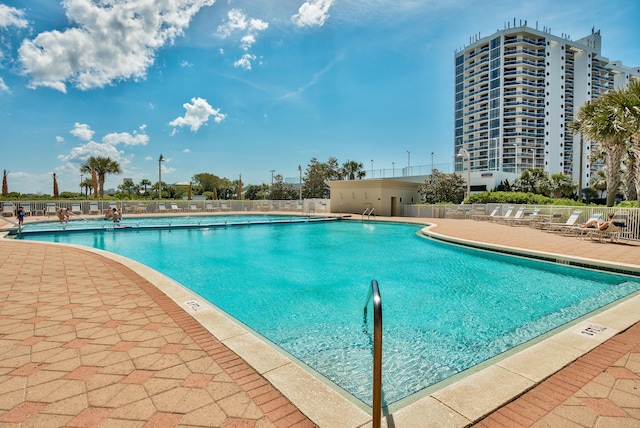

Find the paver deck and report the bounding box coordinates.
[0,214,639,427]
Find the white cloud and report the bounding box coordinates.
[0,4,29,28]
[56,136,64,143]
[17,0,216,92]
[169,97,226,133]
[58,123,150,180]
[0,77,9,93]
[102,131,149,146]
[183,148,191,153]
[70,123,95,142]
[234,53,256,70]
[292,0,335,27]
[217,9,268,70]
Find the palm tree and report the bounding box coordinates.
[52,173,59,199]
[80,162,98,198]
[622,81,640,204]
[571,91,629,206]
[2,170,8,197]
[139,179,152,195]
[80,178,93,197]
[81,156,122,198]
[341,160,365,180]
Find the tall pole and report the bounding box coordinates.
[158,154,164,199]
[392,162,395,177]
[270,170,275,186]
[578,134,584,202]
[407,151,410,176]
[431,152,434,173]
[457,148,470,200]
[298,164,302,201]
[371,159,374,178]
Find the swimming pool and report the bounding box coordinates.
[21,219,640,407]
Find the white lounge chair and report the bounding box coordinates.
[2,202,15,217]
[89,202,100,215]
[45,203,57,216]
[170,203,181,212]
[71,203,82,214]
[220,202,230,212]
[472,206,499,221]
[562,213,603,236]
[501,207,525,224]
[489,206,514,223]
[158,203,168,213]
[189,202,201,212]
[205,201,215,212]
[543,210,582,232]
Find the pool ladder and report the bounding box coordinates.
[363,279,383,428]
[362,207,375,220]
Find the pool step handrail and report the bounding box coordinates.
[363,279,383,428]
[362,207,375,220]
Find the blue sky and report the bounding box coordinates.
[1,0,639,194]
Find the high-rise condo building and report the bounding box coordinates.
[454,19,640,191]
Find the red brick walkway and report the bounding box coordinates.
[0,239,315,427]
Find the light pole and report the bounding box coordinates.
[270,170,275,186]
[371,159,374,178]
[431,152,434,173]
[298,164,302,201]
[406,151,410,176]
[456,148,470,200]
[80,173,83,197]
[158,154,164,199]
[392,162,395,177]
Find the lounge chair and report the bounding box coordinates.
[89,202,100,215]
[472,206,499,221]
[501,207,525,225]
[205,201,215,212]
[45,203,57,216]
[489,206,514,223]
[158,203,168,213]
[71,203,82,214]
[220,202,231,212]
[2,202,15,217]
[189,202,201,212]
[585,214,628,243]
[511,208,541,226]
[562,213,603,236]
[170,203,181,212]
[542,210,582,232]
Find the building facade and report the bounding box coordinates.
[454,20,640,191]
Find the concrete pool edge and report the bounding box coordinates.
[5,217,640,428]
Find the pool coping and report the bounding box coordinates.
[5,217,640,427]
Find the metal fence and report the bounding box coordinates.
[1,199,330,218]
[403,203,640,241]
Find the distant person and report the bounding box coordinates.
[56,207,69,223]
[17,206,25,226]
[579,213,614,230]
[111,207,120,224]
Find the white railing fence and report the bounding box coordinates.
[403,203,640,241]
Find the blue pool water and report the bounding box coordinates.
[17,214,310,233]
[22,219,640,406]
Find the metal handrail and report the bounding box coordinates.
[363,279,382,428]
[362,207,376,220]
